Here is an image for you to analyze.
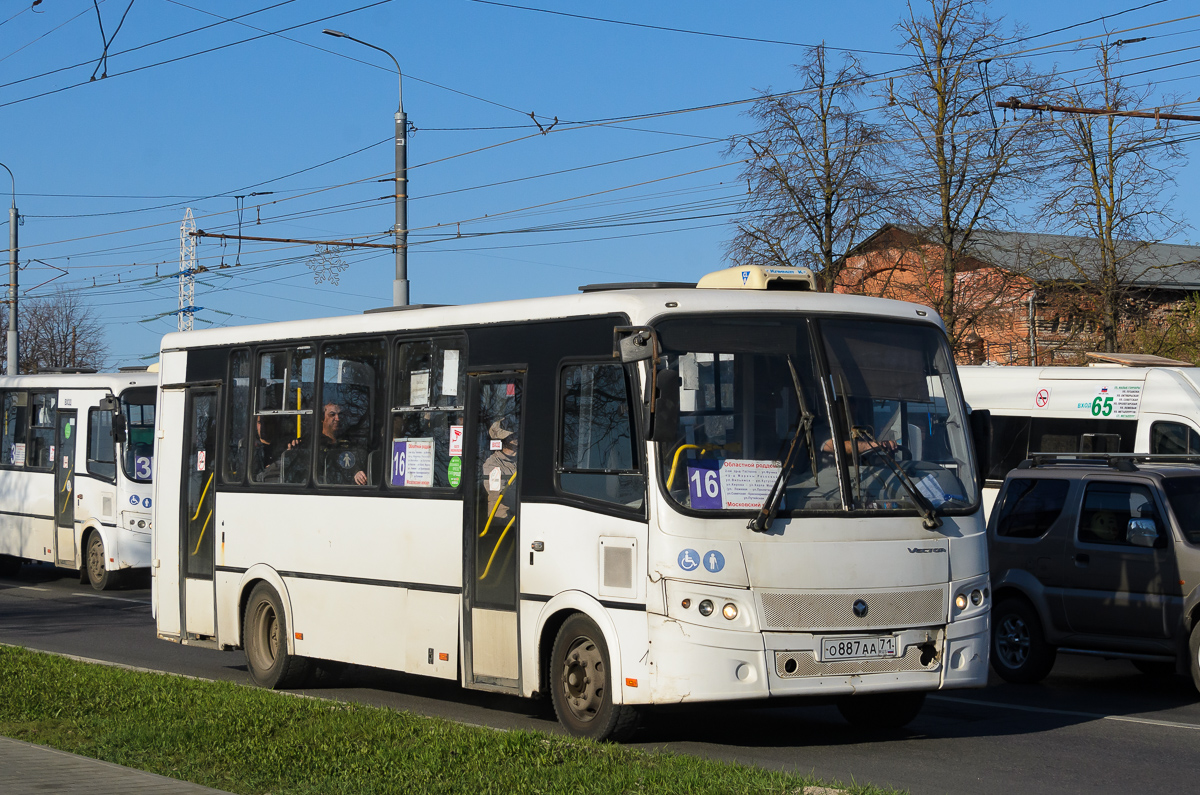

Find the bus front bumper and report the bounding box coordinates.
[638,612,988,705]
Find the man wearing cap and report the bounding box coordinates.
[482,418,518,520]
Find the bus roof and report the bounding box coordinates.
[159,287,943,352]
[0,372,157,392]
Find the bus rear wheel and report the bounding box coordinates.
[549,613,639,742]
[85,533,118,591]
[243,582,311,689]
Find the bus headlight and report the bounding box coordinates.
[722,603,738,620]
[955,593,968,610]
[698,599,714,617]
[970,589,983,606]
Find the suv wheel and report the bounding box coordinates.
[1189,622,1200,695]
[992,597,1056,684]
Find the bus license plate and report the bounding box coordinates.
[821,635,898,661]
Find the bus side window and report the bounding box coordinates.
[1150,421,1200,455]
[318,338,386,487]
[252,346,315,485]
[390,337,466,490]
[1,390,28,467]
[87,408,117,480]
[223,349,251,484]
[27,393,57,470]
[557,363,644,509]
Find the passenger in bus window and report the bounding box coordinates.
[253,415,301,483]
[319,402,367,485]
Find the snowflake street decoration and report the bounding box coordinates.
[307,245,350,286]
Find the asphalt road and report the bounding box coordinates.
[3,563,1199,795]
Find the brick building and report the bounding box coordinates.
[835,224,1200,365]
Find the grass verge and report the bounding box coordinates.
[0,646,900,795]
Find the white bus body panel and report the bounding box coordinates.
[960,365,1200,515]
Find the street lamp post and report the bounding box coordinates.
[323,29,409,307]
[0,163,17,375]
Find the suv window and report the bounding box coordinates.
[1078,481,1160,546]
[995,478,1070,538]
[1163,477,1200,545]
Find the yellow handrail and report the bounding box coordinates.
[59,467,73,513]
[192,509,213,556]
[479,469,517,538]
[190,472,214,521]
[480,515,516,580]
[666,442,742,489]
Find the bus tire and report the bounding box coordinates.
[243,582,311,689]
[85,533,118,591]
[549,613,639,742]
[0,554,21,578]
[837,691,926,730]
[1188,622,1200,695]
[991,597,1056,684]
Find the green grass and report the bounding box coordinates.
[0,646,900,795]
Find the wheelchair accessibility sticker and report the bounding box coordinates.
[129,495,139,506]
[679,548,725,573]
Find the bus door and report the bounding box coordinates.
[54,410,78,568]
[463,371,525,689]
[180,387,219,639]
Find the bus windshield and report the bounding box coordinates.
[121,387,156,483]
[655,314,977,518]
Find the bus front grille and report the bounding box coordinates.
[774,645,941,678]
[758,587,946,632]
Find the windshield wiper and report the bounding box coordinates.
[748,356,815,533]
[851,426,943,530]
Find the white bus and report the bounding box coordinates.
[151,265,989,740]
[961,362,1200,515]
[0,370,158,589]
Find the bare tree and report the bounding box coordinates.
[1036,41,1188,353]
[727,45,886,291]
[884,0,1050,348]
[0,287,109,373]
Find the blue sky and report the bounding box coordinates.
[1,0,1197,366]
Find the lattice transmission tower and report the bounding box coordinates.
[179,208,197,331]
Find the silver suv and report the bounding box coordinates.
[988,454,1200,691]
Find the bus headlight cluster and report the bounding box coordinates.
[682,598,740,621]
[954,585,988,613]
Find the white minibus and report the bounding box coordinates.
[151,265,989,740]
[961,362,1200,515]
[0,370,158,589]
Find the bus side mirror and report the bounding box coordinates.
[968,408,990,483]
[648,369,680,444]
[99,395,127,443]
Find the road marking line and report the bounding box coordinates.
[930,694,1200,731]
[70,593,150,605]
[17,586,49,591]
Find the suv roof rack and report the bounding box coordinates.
[1018,452,1200,472]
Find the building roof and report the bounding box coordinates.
[855,224,1200,291]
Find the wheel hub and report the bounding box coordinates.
[996,615,1030,667]
[561,638,604,721]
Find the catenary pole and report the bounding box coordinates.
[323,29,409,306]
[1,163,17,375]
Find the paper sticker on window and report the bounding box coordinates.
[448,425,464,456]
[916,474,962,507]
[687,458,782,510]
[410,370,430,406]
[490,439,503,451]
[11,443,24,467]
[197,451,206,471]
[489,466,502,492]
[391,438,433,487]
[442,350,460,397]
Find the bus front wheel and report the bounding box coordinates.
[549,613,639,742]
[243,582,311,689]
[85,533,117,591]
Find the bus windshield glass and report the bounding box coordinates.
[655,315,977,518]
[121,387,156,483]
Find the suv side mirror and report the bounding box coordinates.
[1127,518,1160,548]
